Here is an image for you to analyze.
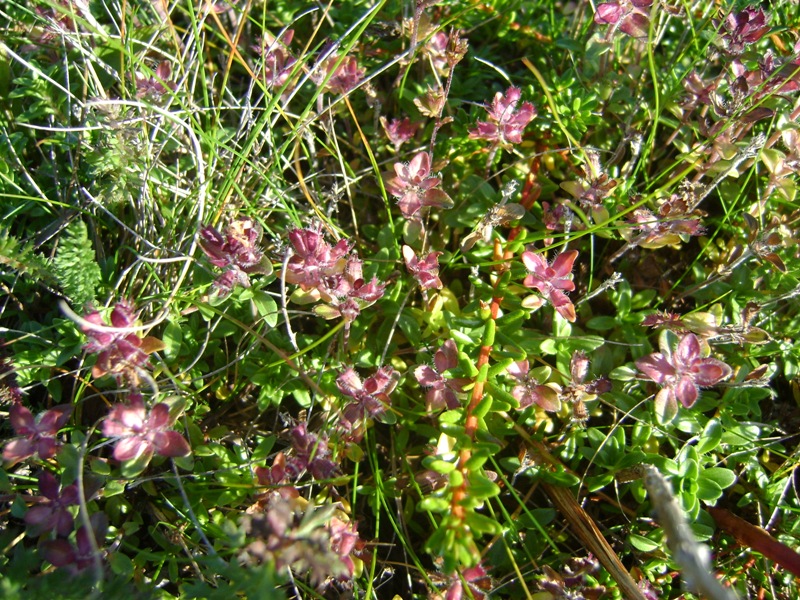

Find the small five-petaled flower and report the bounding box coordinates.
[384,151,453,220]
[636,333,732,421]
[3,402,72,465]
[521,249,579,322]
[102,395,190,463]
[469,86,536,148]
[414,339,469,411]
[336,366,398,436]
[82,301,165,387]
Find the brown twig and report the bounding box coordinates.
[708,506,800,578]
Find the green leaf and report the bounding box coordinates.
[467,472,501,499]
[472,394,493,418]
[104,480,126,498]
[422,458,457,474]
[51,220,101,305]
[252,291,278,327]
[695,477,723,503]
[109,552,134,578]
[162,320,183,362]
[466,511,502,536]
[610,365,638,381]
[120,452,153,479]
[695,420,721,454]
[539,469,580,488]
[251,436,276,462]
[628,533,660,552]
[418,496,450,513]
[586,316,617,331]
[699,468,736,490]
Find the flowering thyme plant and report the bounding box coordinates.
[199,217,273,296]
[102,394,190,470]
[469,86,536,148]
[3,403,72,465]
[5,1,800,597]
[636,333,733,422]
[414,339,469,411]
[384,151,453,221]
[81,301,165,387]
[521,249,579,322]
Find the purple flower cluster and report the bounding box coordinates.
[384,151,454,221]
[469,87,536,148]
[284,228,386,325]
[380,116,421,152]
[81,301,164,387]
[25,471,79,537]
[135,61,177,99]
[313,54,364,95]
[636,333,732,421]
[260,30,297,91]
[623,194,704,250]
[521,249,579,322]
[256,423,338,488]
[199,217,272,296]
[403,245,443,291]
[414,339,468,411]
[336,366,399,439]
[39,513,108,574]
[716,7,769,56]
[3,403,72,465]
[594,0,653,39]
[101,394,191,463]
[507,360,561,412]
[240,494,365,588]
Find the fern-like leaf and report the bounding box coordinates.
[0,229,52,282]
[51,220,101,305]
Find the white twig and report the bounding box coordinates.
[643,466,740,600]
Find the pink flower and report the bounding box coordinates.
[403,245,443,290]
[25,471,79,536]
[199,218,272,296]
[717,7,770,56]
[414,339,469,411]
[260,30,296,90]
[314,54,364,95]
[3,403,72,465]
[413,85,446,117]
[39,513,107,574]
[560,351,612,423]
[469,87,536,147]
[521,249,579,322]
[623,195,704,250]
[313,255,387,323]
[336,366,398,431]
[328,517,362,580]
[135,61,177,99]
[380,116,421,151]
[384,152,453,219]
[594,0,653,39]
[442,563,492,600]
[102,396,190,462]
[284,423,339,481]
[507,360,561,412]
[82,301,164,385]
[635,333,733,421]
[284,228,351,292]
